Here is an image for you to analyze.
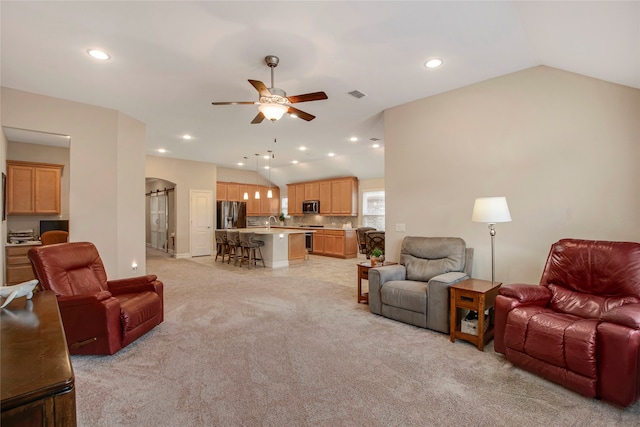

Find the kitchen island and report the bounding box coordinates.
[237,228,309,268]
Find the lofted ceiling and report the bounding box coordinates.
[1,1,638,188]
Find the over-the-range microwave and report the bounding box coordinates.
[302,200,319,214]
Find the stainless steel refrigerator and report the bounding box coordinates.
[217,201,247,229]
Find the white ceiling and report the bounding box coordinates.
[2,1,638,188]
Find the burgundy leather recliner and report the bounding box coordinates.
[494,239,640,407]
[28,242,164,355]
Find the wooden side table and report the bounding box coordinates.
[357,261,397,303]
[449,279,502,351]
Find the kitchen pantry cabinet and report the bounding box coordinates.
[7,161,63,215]
[287,177,358,216]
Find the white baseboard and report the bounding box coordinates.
[175,253,191,259]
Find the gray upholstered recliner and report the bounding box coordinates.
[368,236,473,333]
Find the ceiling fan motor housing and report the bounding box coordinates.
[265,55,279,68]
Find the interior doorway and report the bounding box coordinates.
[190,189,213,257]
[149,190,169,251]
[145,178,176,255]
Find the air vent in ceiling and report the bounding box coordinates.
[348,90,367,99]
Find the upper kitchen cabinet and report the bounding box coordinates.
[260,186,280,215]
[304,182,319,201]
[319,181,332,214]
[288,177,358,216]
[7,160,63,215]
[217,181,279,216]
[331,177,358,215]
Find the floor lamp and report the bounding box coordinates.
[472,197,512,284]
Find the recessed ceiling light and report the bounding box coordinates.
[372,143,380,148]
[350,137,358,142]
[182,134,192,140]
[264,166,270,170]
[263,155,269,159]
[292,160,299,164]
[299,146,307,151]
[88,49,110,60]
[425,58,443,69]
[328,152,335,157]
[157,148,167,153]
[237,162,244,166]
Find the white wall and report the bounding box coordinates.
[145,155,217,258]
[1,87,146,278]
[385,66,640,285]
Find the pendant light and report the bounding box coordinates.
[267,150,273,198]
[254,154,260,200]
[242,156,249,200]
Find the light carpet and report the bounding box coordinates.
[71,256,640,426]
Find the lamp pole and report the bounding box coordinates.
[489,223,496,284]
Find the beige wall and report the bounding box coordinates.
[217,166,271,187]
[385,66,640,284]
[1,87,147,278]
[145,155,217,258]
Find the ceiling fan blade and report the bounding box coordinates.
[251,112,266,124]
[287,106,315,121]
[248,80,272,97]
[211,101,257,105]
[287,91,328,103]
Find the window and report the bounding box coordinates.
[362,190,385,230]
[282,197,288,217]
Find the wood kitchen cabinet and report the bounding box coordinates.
[287,184,304,216]
[304,182,319,200]
[309,229,357,259]
[319,181,332,214]
[216,182,227,201]
[288,176,358,217]
[312,230,325,253]
[217,182,279,215]
[330,177,358,215]
[260,186,280,215]
[7,161,63,215]
[5,243,39,285]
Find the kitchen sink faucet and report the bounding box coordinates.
[268,216,278,231]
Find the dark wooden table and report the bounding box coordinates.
[1,290,76,426]
[449,279,502,351]
[357,261,398,303]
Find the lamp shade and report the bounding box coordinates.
[472,197,512,223]
[258,103,288,121]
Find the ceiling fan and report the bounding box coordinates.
[211,55,328,124]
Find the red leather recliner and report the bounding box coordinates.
[28,242,164,355]
[494,239,640,407]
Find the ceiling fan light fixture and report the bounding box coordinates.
[258,102,289,121]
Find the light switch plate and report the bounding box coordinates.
[395,223,406,232]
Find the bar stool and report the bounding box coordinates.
[226,230,240,265]
[214,230,230,262]
[239,232,265,269]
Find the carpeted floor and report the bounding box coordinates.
[71,253,640,426]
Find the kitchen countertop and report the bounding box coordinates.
[237,228,311,235]
[6,241,42,246]
[270,226,356,231]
